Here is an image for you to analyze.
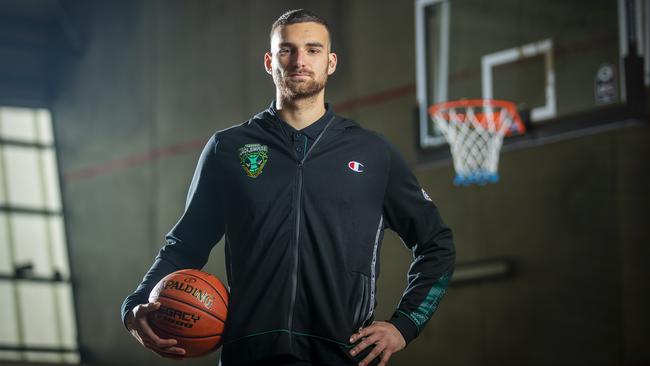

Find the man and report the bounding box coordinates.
[122,9,455,366]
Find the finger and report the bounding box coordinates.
[143,338,186,355]
[158,346,186,356]
[349,333,381,357]
[142,326,178,349]
[350,323,377,343]
[140,302,161,314]
[142,325,177,345]
[136,303,178,348]
[359,343,386,366]
[151,348,186,360]
[349,334,379,356]
[377,350,392,366]
[129,328,144,344]
[138,320,178,348]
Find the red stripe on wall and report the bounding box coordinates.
[63,83,416,182]
[332,84,415,112]
[64,138,206,182]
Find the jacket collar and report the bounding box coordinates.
[256,100,357,132]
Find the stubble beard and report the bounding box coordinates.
[275,67,328,103]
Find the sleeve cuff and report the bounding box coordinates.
[121,303,136,331]
[387,311,419,346]
[121,296,146,331]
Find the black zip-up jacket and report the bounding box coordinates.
[121,102,455,365]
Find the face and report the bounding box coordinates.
[265,22,337,101]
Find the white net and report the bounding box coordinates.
[429,100,523,185]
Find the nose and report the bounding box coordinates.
[292,48,307,68]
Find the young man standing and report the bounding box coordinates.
[122,9,455,366]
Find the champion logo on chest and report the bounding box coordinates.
[348,161,364,173]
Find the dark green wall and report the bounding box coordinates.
[2,0,647,365]
[397,124,650,365]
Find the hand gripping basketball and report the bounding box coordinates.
[126,302,186,359]
[127,270,228,359]
[147,270,228,357]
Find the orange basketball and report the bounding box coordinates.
[148,269,229,358]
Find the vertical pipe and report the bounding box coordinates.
[415,0,429,147]
[640,0,650,87]
[416,0,449,147]
[619,0,628,101]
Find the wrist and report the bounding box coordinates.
[125,310,136,331]
[387,311,419,347]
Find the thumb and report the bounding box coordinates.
[141,302,161,314]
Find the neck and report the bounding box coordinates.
[275,91,326,130]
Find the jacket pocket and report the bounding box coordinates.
[351,272,370,331]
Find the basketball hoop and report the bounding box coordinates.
[429,99,525,186]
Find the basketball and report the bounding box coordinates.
[148,269,229,358]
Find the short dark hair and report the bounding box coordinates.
[270,9,330,42]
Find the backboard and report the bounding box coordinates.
[416,0,649,148]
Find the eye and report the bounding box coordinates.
[279,48,290,54]
[308,48,321,54]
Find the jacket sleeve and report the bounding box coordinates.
[382,141,455,346]
[120,134,225,329]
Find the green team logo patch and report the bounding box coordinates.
[238,144,269,178]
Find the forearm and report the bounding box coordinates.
[381,136,456,344]
[388,269,453,344]
[120,256,179,329]
[121,135,224,330]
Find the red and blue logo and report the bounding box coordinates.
[348,161,364,173]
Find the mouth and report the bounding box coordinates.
[288,71,312,78]
[287,75,310,83]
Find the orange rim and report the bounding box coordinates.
[428,99,526,134]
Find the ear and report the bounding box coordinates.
[327,52,338,75]
[264,52,273,75]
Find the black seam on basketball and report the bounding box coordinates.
[156,294,227,323]
[176,271,229,310]
[180,272,229,310]
[149,320,223,339]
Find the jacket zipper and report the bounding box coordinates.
[287,115,336,345]
[287,162,303,347]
